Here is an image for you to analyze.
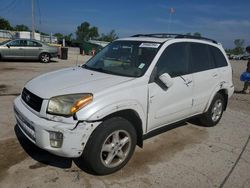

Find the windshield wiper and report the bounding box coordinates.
[82,64,107,73]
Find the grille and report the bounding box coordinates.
[14,107,36,142]
[21,88,43,112]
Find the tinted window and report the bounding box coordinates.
[8,40,21,46]
[209,46,228,67]
[8,40,27,47]
[156,43,189,77]
[27,40,42,47]
[190,43,214,73]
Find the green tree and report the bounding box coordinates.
[234,39,244,55]
[0,17,12,30]
[99,30,119,42]
[54,33,73,46]
[54,33,64,41]
[76,21,99,41]
[14,24,30,31]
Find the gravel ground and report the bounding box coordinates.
[0,48,249,188]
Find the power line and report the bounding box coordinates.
[0,0,18,16]
[0,0,17,11]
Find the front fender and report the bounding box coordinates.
[77,100,147,132]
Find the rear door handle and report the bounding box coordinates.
[184,80,193,86]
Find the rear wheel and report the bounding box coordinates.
[39,52,50,63]
[81,117,137,175]
[199,93,225,127]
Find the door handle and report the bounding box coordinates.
[184,80,193,86]
[212,73,218,77]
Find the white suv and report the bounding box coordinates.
[14,34,234,175]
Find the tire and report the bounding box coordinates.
[39,52,50,63]
[199,93,225,127]
[81,117,137,175]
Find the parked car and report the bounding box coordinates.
[241,54,250,60]
[14,34,234,175]
[0,39,58,63]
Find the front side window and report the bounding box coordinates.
[155,42,189,77]
[8,40,21,46]
[8,40,27,47]
[83,41,161,77]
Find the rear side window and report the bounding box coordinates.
[189,43,215,73]
[156,43,189,77]
[27,40,42,47]
[209,46,228,67]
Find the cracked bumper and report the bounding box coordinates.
[14,96,101,158]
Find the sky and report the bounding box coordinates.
[0,0,249,48]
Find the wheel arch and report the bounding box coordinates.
[205,89,228,112]
[39,51,51,58]
[217,89,228,111]
[101,109,144,148]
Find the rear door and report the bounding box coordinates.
[25,40,42,59]
[189,43,220,113]
[209,46,232,85]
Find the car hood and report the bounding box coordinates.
[25,66,134,99]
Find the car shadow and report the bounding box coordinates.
[234,90,245,94]
[14,125,72,169]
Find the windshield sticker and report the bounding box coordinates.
[139,43,160,48]
[138,63,145,69]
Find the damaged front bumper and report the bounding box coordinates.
[14,96,101,158]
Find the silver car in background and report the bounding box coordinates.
[0,39,58,63]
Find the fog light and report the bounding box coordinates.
[49,131,63,148]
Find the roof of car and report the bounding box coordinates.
[117,33,218,44]
[117,37,169,43]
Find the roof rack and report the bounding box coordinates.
[131,33,217,44]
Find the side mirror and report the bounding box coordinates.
[6,44,10,48]
[159,73,174,88]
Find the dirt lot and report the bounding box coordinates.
[0,48,249,188]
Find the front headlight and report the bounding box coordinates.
[47,93,93,116]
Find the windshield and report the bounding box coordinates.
[83,41,161,77]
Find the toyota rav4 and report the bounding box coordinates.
[14,34,234,175]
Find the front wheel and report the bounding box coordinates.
[39,53,50,63]
[81,117,137,175]
[199,93,225,127]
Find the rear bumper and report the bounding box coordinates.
[14,96,101,158]
[50,52,58,58]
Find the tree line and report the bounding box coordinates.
[0,17,119,44]
[0,16,247,53]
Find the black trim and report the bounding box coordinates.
[131,33,217,44]
[143,120,188,140]
[22,88,43,112]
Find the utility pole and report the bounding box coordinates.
[168,7,175,33]
[31,0,35,39]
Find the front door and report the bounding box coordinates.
[148,74,193,131]
[4,39,27,58]
[147,42,193,132]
